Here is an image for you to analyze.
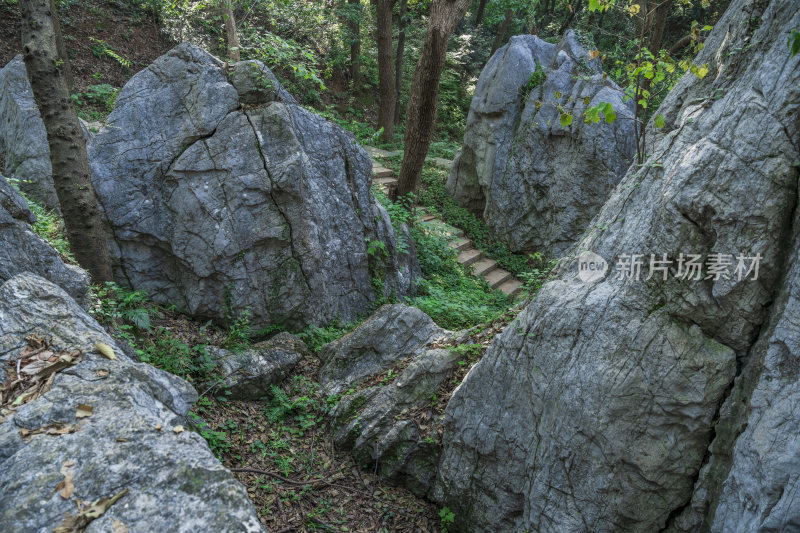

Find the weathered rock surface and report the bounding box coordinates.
[434,1,800,531]
[0,273,265,532]
[229,59,297,106]
[318,304,448,395]
[0,56,58,210]
[324,304,460,495]
[446,31,636,258]
[206,332,307,400]
[89,43,417,331]
[330,347,460,496]
[0,174,90,307]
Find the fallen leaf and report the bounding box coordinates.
[112,519,129,533]
[154,424,162,431]
[75,404,94,418]
[93,342,117,360]
[56,460,75,499]
[95,369,110,377]
[173,425,184,434]
[54,488,128,533]
[19,422,79,439]
[116,438,128,442]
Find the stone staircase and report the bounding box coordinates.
[365,145,524,297]
[418,211,524,297]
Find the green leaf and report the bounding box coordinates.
[654,114,665,128]
[559,113,573,127]
[790,30,800,58]
[587,0,602,11]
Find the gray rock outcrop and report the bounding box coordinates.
[434,0,800,531]
[318,304,448,395]
[0,174,90,307]
[206,332,307,400]
[446,31,636,258]
[0,56,59,210]
[323,304,459,495]
[88,43,417,330]
[0,273,265,532]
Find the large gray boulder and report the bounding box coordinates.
[323,304,460,495]
[88,43,417,330]
[434,0,800,531]
[447,31,636,258]
[206,332,308,400]
[0,56,59,210]
[0,174,90,307]
[0,273,265,532]
[318,304,449,395]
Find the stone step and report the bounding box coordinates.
[421,214,437,222]
[485,268,512,289]
[457,248,483,267]
[448,237,473,252]
[471,258,497,277]
[372,166,394,179]
[373,176,398,186]
[497,278,524,297]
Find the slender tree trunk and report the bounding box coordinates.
[221,1,240,62]
[397,0,472,197]
[376,0,395,142]
[394,0,408,125]
[49,0,73,90]
[347,0,361,88]
[489,8,513,57]
[647,0,672,53]
[474,0,488,25]
[19,0,113,282]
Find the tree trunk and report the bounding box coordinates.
[474,0,488,25]
[376,0,395,142]
[394,0,408,125]
[347,0,361,88]
[489,8,513,57]
[647,0,672,53]
[50,0,73,90]
[221,1,240,62]
[397,0,472,197]
[558,0,582,35]
[19,0,113,283]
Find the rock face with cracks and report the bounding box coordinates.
[434,0,800,531]
[323,304,460,496]
[0,56,59,210]
[0,273,265,532]
[446,31,636,258]
[87,43,417,330]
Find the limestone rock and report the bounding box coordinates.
[206,332,307,400]
[318,304,448,396]
[434,1,800,530]
[446,31,636,257]
[0,174,90,307]
[0,56,58,210]
[0,273,265,532]
[88,43,418,330]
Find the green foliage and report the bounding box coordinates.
[518,252,558,295]
[88,37,131,68]
[263,377,322,436]
[789,29,800,57]
[522,60,546,100]
[71,84,119,121]
[9,182,74,262]
[223,307,252,350]
[439,506,456,532]
[188,397,232,459]
[297,321,355,352]
[584,101,617,124]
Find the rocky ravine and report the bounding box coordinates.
[446,30,636,258]
[434,0,800,531]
